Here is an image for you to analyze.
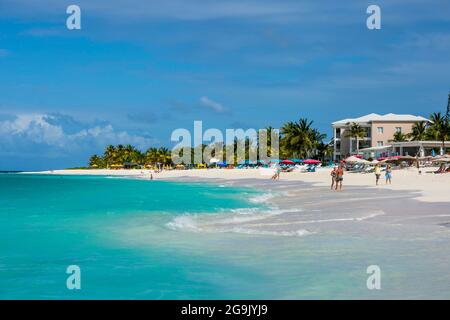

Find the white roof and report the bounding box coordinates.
[333,113,428,125]
[359,145,392,152]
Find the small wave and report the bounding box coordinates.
[285,210,385,225]
[248,192,275,204]
[227,227,314,237]
[166,215,313,237]
[166,215,201,232]
[167,206,304,233]
[226,207,263,215]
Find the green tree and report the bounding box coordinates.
[392,131,408,142]
[408,121,428,141]
[157,147,172,165]
[89,155,104,168]
[345,122,366,155]
[145,147,159,166]
[281,118,319,158]
[103,145,116,168]
[317,141,333,160]
[429,112,449,155]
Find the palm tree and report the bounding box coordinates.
[115,145,125,164]
[89,155,103,168]
[392,131,408,142]
[281,118,316,158]
[145,147,159,167]
[157,147,172,166]
[429,112,449,155]
[123,144,136,163]
[345,122,366,155]
[258,126,279,158]
[103,145,116,168]
[408,121,428,141]
[310,128,327,156]
[317,141,333,160]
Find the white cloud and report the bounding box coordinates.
[199,96,228,113]
[0,113,156,152]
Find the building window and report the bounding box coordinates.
[377,141,384,147]
[395,127,401,133]
[377,127,384,134]
[335,128,341,139]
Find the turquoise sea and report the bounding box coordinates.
[1,174,450,299]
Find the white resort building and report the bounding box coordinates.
[330,113,446,160]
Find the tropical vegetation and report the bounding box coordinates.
[88,118,331,168]
[87,107,450,168]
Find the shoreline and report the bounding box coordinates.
[24,167,450,203]
[8,168,450,298]
[20,168,450,239]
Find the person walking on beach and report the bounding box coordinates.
[330,166,338,190]
[271,164,281,180]
[385,164,392,184]
[416,155,422,175]
[335,164,344,191]
[374,164,381,186]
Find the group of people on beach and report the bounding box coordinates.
[331,163,393,190]
[374,163,392,185]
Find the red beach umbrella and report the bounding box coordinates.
[303,159,321,164]
[281,159,295,165]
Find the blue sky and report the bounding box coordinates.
[1,0,449,170]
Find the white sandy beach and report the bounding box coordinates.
[30,167,450,203]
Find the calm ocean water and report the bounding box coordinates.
[1,174,449,299]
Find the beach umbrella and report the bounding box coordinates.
[380,156,401,163]
[209,157,220,164]
[217,161,227,167]
[289,158,303,163]
[303,159,321,164]
[397,155,416,161]
[357,158,372,164]
[281,159,295,165]
[344,156,362,163]
[433,158,450,163]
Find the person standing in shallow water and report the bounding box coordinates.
[385,164,392,184]
[335,164,344,191]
